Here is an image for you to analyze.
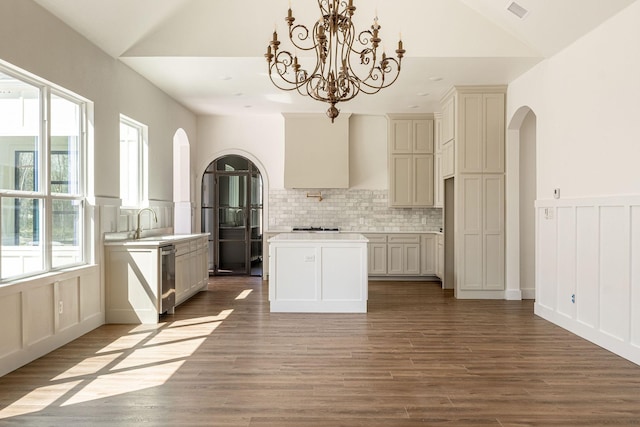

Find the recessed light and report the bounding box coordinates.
[408,105,420,109]
[429,76,442,82]
[244,105,253,109]
[417,92,430,97]
[219,76,232,81]
[233,92,244,97]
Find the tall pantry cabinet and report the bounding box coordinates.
[440,86,506,298]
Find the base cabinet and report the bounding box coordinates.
[105,247,161,324]
[105,234,209,324]
[365,233,438,278]
[420,234,436,275]
[366,234,388,276]
[436,234,444,279]
[175,236,209,305]
[388,235,421,275]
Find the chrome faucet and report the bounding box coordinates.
[135,208,158,239]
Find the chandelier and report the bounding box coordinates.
[265,0,405,122]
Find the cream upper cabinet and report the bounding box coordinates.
[441,95,455,144]
[458,92,505,174]
[433,114,444,208]
[388,115,434,207]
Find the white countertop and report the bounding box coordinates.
[104,233,209,247]
[268,232,368,243]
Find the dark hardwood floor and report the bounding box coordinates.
[1,277,639,426]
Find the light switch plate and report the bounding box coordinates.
[553,188,560,199]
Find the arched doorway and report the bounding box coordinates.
[201,155,263,276]
[506,107,537,300]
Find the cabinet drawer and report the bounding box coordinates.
[364,234,387,244]
[175,242,190,257]
[387,234,420,244]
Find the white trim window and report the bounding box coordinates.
[119,115,148,208]
[0,63,88,282]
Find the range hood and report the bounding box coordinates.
[283,113,351,189]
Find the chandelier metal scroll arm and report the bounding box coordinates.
[265,0,405,122]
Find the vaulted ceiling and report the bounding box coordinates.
[34,0,637,116]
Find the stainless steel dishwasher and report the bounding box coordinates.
[160,244,176,315]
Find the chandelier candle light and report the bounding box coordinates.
[265,0,406,122]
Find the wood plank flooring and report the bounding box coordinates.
[1,277,640,426]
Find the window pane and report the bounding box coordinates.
[51,93,81,195]
[52,199,82,268]
[1,197,44,279]
[216,156,248,171]
[0,72,41,192]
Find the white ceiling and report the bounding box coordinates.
[34,0,637,116]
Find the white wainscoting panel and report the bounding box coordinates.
[576,206,599,328]
[632,206,640,349]
[58,277,80,333]
[25,284,55,347]
[536,207,557,311]
[556,207,576,319]
[599,206,630,342]
[535,196,640,366]
[0,293,22,358]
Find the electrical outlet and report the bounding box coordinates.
[571,294,575,304]
[58,300,64,314]
[304,255,315,262]
[544,208,555,220]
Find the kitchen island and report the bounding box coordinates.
[268,233,368,313]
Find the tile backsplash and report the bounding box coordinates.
[269,189,442,232]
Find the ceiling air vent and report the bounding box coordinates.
[507,1,529,19]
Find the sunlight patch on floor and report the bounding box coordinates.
[0,380,83,419]
[236,289,253,300]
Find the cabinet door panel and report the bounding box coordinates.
[483,174,504,233]
[390,120,412,153]
[461,234,483,290]
[413,154,434,206]
[390,155,413,207]
[461,175,482,232]
[484,233,504,290]
[459,93,483,173]
[434,153,443,207]
[442,96,455,144]
[387,244,404,275]
[413,120,434,153]
[421,235,436,275]
[404,244,421,275]
[442,141,455,178]
[483,93,505,173]
[369,243,387,275]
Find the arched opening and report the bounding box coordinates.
[506,107,537,300]
[201,155,263,276]
[173,128,191,234]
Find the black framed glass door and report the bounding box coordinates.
[201,155,263,276]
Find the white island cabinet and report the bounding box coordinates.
[268,233,368,313]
